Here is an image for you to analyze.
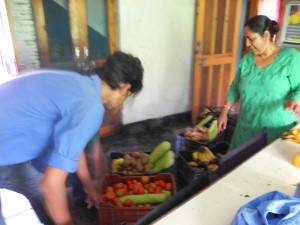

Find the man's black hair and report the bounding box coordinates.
[94,51,144,94]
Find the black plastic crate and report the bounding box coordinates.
[108,151,175,176]
[175,150,208,189]
[175,130,226,154]
[175,142,229,187]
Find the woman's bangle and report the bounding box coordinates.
[223,105,231,110]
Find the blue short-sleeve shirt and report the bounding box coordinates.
[0,69,104,172]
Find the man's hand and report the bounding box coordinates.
[76,151,103,209]
[284,99,300,117]
[85,187,104,209]
[40,166,74,225]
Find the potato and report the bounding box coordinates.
[124,154,131,160]
[145,163,153,170]
[184,127,194,138]
[136,162,144,173]
[145,168,152,173]
[195,126,208,133]
[130,158,137,167]
[131,152,141,158]
[141,157,148,165]
[190,132,209,141]
[123,158,130,167]
[140,153,149,158]
[136,158,142,164]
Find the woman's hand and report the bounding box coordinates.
[284,99,300,117]
[218,110,228,133]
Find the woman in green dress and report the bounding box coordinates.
[218,15,300,151]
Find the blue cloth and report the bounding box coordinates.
[0,69,104,172]
[231,191,300,225]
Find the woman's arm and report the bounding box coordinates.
[283,49,300,117]
[218,100,235,133]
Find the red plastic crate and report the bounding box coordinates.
[98,173,176,225]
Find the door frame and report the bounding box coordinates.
[191,0,245,123]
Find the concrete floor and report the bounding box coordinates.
[1,121,190,225]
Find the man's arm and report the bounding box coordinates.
[76,151,103,209]
[40,166,74,225]
[89,137,107,181]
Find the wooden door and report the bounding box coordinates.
[32,0,119,137]
[191,0,243,123]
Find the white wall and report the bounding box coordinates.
[8,0,196,125]
[119,0,195,124]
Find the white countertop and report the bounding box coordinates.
[153,128,300,225]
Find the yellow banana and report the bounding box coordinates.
[282,128,300,142]
[111,159,119,172]
[192,151,199,161]
[188,161,198,167]
[207,163,219,171]
[111,158,125,172]
[283,138,300,144]
[203,146,216,162]
[200,151,210,162]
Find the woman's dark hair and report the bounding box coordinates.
[94,51,144,94]
[245,15,280,41]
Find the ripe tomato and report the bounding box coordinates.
[106,186,114,193]
[155,186,163,193]
[105,191,116,201]
[131,204,137,207]
[141,176,150,184]
[133,186,140,195]
[128,183,135,190]
[113,198,122,207]
[126,180,133,186]
[159,180,166,188]
[149,183,156,189]
[154,180,161,187]
[165,182,172,191]
[132,179,138,184]
[147,187,155,194]
[116,189,125,197]
[128,190,134,195]
[113,182,124,191]
[145,203,152,207]
[124,199,132,207]
[137,204,144,207]
[135,182,143,187]
[137,187,145,195]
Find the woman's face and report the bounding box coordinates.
[243,26,268,55]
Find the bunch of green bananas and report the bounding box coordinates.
[281,128,300,144]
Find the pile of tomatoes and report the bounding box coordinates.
[103,175,172,207]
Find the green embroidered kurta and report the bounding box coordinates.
[227,47,300,151]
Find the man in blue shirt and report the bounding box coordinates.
[0,51,144,225]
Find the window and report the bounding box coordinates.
[0,0,18,84]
